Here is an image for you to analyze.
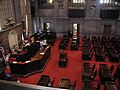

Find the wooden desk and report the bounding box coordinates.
[82,47,92,60]
[9,46,51,77]
[99,64,111,84]
[105,82,117,90]
[95,48,104,61]
[59,79,70,89]
[37,75,50,86]
[59,53,68,67]
[82,62,91,81]
[83,80,92,90]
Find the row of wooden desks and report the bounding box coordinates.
[99,64,111,84]
[37,75,72,89]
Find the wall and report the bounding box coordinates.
[0,0,15,28]
[32,0,120,37]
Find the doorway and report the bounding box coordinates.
[43,22,51,32]
[103,25,111,37]
[72,23,79,38]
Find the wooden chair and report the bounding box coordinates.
[90,70,97,81]
[70,80,77,90]
[48,77,55,87]
[110,65,114,73]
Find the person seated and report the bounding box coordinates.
[39,39,48,50]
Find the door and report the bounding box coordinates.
[43,23,50,32]
[103,25,111,37]
[72,23,79,38]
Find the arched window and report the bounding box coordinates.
[73,0,85,3]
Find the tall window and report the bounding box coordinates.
[73,0,85,3]
[48,0,53,4]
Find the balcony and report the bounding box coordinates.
[100,3,120,10]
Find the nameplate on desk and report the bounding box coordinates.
[25,61,30,63]
[46,46,49,49]
[40,52,45,55]
[13,62,17,64]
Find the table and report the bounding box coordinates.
[59,79,70,89]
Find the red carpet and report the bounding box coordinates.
[7,38,120,90]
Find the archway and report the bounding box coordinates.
[8,30,18,50]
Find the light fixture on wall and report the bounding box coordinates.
[0,26,1,30]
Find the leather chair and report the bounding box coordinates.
[110,65,114,73]
[90,70,97,81]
